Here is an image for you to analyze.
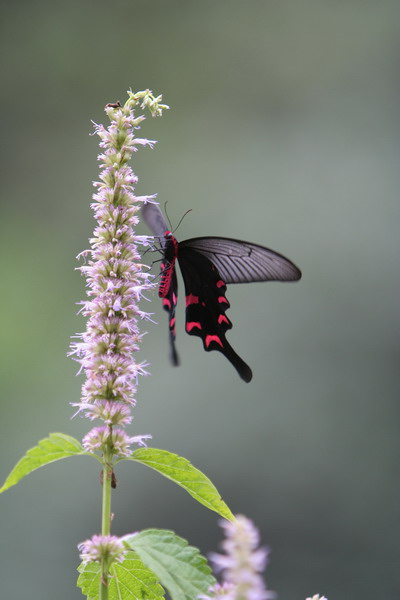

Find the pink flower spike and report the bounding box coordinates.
[70,90,168,447]
[78,534,126,565]
[209,515,275,600]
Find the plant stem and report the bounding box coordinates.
[101,462,112,536]
[100,450,113,600]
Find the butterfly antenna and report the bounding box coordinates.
[172,209,193,234]
[164,201,173,230]
[164,201,192,233]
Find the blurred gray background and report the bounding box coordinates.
[0,1,399,599]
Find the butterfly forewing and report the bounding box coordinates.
[179,237,301,283]
[141,202,170,248]
[141,203,180,363]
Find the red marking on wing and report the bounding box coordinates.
[172,292,177,304]
[218,314,230,325]
[205,334,224,348]
[170,317,176,328]
[216,280,225,288]
[163,298,171,309]
[218,296,229,304]
[186,321,202,332]
[186,294,199,306]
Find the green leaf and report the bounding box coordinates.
[125,529,215,600]
[0,433,92,493]
[77,561,100,600]
[77,551,165,600]
[130,448,235,521]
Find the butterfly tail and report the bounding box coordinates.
[169,331,180,367]
[216,340,253,383]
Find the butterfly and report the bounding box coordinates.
[142,203,301,382]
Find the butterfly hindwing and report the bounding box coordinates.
[161,267,179,366]
[178,246,253,382]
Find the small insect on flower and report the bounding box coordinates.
[142,203,301,382]
[105,101,122,109]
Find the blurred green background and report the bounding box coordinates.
[0,1,399,598]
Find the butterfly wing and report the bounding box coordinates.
[161,268,179,366]
[141,202,169,247]
[179,237,301,283]
[178,236,301,381]
[178,246,253,382]
[141,203,180,365]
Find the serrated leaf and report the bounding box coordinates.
[77,561,100,600]
[77,551,165,600]
[0,433,91,493]
[125,529,215,600]
[131,448,234,521]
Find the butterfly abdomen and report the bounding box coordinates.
[158,262,174,298]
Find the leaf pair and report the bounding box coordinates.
[0,433,234,521]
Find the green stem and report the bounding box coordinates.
[102,461,112,536]
[100,450,113,600]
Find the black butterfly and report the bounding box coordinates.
[142,203,301,382]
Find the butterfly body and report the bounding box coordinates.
[142,203,301,382]
[158,232,178,298]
